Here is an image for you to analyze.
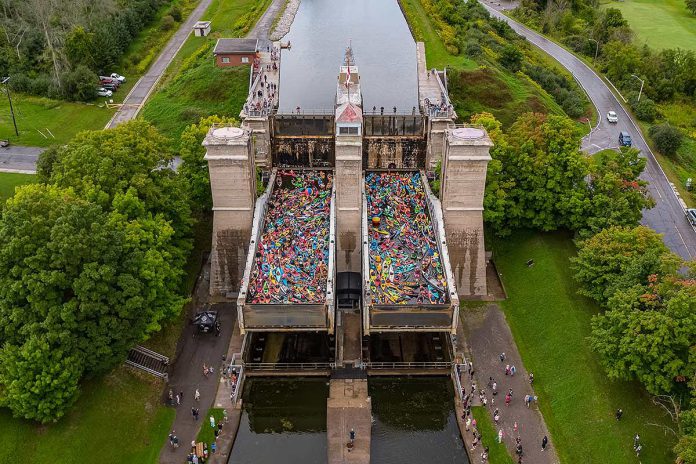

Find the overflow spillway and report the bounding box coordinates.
[238,169,336,333]
[362,171,459,334]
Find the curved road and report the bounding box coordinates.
[481,0,696,260]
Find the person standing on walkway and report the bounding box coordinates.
[542,435,548,451]
[499,352,505,362]
[466,416,472,431]
[492,381,497,396]
[505,393,512,407]
[176,394,180,405]
[505,364,510,375]
[195,389,200,401]
[511,365,517,376]
[498,428,503,443]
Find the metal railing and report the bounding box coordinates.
[125,345,169,380]
[453,362,466,401]
[244,362,334,370]
[365,361,452,370]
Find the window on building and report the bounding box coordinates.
[221,57,230,63]
[241,57,250,63]
[339,126,359,135]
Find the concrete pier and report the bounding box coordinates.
[327,379,372,464]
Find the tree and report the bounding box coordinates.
[590,280,696,395]
[687,0,696,16]
[500,44,524,72]
[580,148,654,236]
[649,123,683,157]
[0,183,187,421]
[179,115,238,213]
[61,64,97,101]
[571,225,682,304]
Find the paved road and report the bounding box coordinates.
[106,0,215,128]
[481,1,696,260]
[0,145,42,173]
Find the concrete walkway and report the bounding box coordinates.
[106,0,215,128]
[462,304,560,464]
[327,379,372,464]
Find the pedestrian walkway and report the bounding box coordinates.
[158,302,235,464]
[327,379,371,464]
[461,304,559,464]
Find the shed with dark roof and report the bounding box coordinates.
[213,38,259,67]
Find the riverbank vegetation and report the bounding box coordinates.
[399,0,592,127]
[512,0,696,205]
[142,0,272,140]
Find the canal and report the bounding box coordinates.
[370,377,470,464]
[278,0,419,112]
[228,378,329,464]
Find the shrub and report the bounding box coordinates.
[61,64,97,102]
[500,45,523,72]
[169,5,183,22]
[648,123,683,156]
[160,15,176,31]
[632,97,658,122]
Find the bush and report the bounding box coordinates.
[464,40,483,57]
[160,15,176,31]
[648,123,683,156]
[632,97,658,122]
[500,45,523,72]
[61,64,97,102]
[169,5,183,22]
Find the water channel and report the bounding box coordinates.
[278,0,419,112]
[370,377,470,464]
[228,378,329,464]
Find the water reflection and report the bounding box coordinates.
[278,0,418,112]
[228,378,328,464]
[370,377,470,464]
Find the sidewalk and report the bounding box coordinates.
[461,304,560,464]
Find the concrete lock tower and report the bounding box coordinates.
[441,126,492,297]
[203,125,256,296]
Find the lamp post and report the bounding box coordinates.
[631,74,645,102]
[1,77,19,137]
[588,39,599,61]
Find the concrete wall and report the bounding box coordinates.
[244,117,272,167]
[363,137,426,169]
[204,126,256,296]
[335,136,362,272]
[440,127,492,297]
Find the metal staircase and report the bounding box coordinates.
[125,346,169,379]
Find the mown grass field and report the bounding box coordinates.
[0,95,114,147]
[471,406,515,464]
[491,230,676,464]
[142,0,273,140]
[0,172,36,204]
[0,368,174,464]
[600,0,696,51]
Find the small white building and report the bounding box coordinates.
[193,21,211,37]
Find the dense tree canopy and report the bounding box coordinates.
[0,120,192,422]
[571,226,681,304]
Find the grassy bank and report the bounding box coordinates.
[491,230,676,464]
[471,406,515,464]
[0,172,36,204]
[0,367,174,464]
[600,0,696,51]
[142,0,272,140]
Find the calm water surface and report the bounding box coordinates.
[278,0,418,112]
[227,378,328,464]
[370,377,470,464]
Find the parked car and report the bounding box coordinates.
[99,76,120,87]
[110,73,126,83]
[619,131,632,147]
[606,110,618,123]
[0,139,9,148]
[101,83,118,91]
[686,208,696,227]
[96,87,113,97]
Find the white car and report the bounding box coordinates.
[110,73,126,83]
[96,87,113,97]
[686,208,696,227]
[606,110,618,123]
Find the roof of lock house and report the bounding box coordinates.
[213,38,259,55]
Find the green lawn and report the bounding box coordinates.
[0,94,114,147]
[0,172,36,204]
[141,0,272,140]
[471,406,515,464]
[491,230,676,464]
[0,367,174,464]
[601,0,696,51]
[196,408,225,445]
